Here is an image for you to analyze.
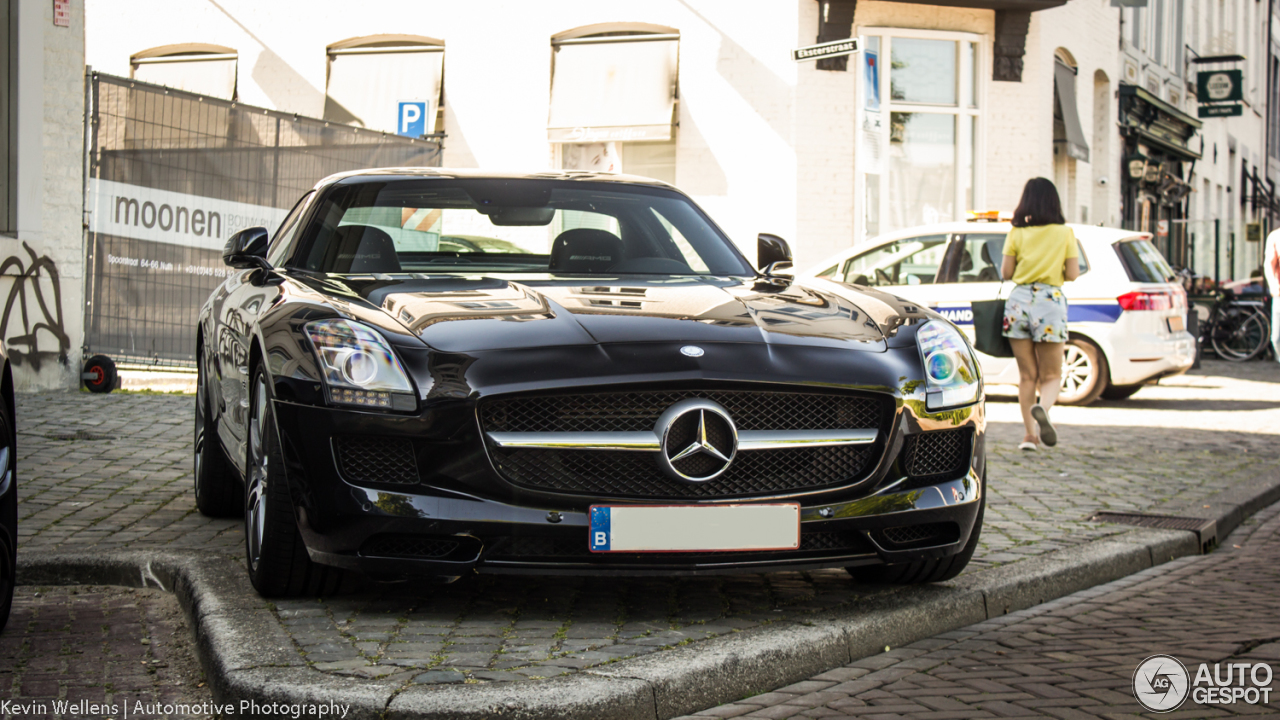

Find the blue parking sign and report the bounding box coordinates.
[398,101,427,137]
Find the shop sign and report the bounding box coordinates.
[1246,222,1263,242]
[1199,104,1244,118]
[793,38,861,63]
[1197,70,1243,103]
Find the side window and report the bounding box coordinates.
[952,234,1006,283]
[843,235,948,286]
[267,191,314,266]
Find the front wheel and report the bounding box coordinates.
[244,366,344,597]
[1210,309,1269,362]
[1058,337,1108,406]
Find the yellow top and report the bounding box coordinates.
[1002,224,1080,287]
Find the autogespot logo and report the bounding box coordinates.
[1133,655,1190,712]
[1134,656,1275,712]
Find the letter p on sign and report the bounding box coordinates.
[398,101,427,137]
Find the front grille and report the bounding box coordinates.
[481,390,887,499]
[877,522,959,549]
[481,390,882,433]
[335,437,418,485]
[901,428,972,481]
[360,534,461,559]
[484,530,875,560]
[491,445,878,499]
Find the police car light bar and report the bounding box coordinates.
[966,210,1011,222]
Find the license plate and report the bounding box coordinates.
[1167,315,1185,333]
[589,504,800,553]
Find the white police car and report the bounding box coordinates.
[801,219,1196,405]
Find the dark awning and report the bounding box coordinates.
[1053,60,1089,162]
[1119,83,1202,161]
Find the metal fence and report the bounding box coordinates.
[83,72,442,368]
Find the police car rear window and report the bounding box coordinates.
[1115,238,1174,283]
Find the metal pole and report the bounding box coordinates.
[1214,218,1220,283]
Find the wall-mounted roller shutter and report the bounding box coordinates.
[324,46,444,135]
[548,35,678,143]
[133,54,237,100]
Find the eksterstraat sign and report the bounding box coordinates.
[792,37,861,63]
[88,179,289,250]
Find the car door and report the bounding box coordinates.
[835,234,952,304]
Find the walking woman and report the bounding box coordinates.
[1001,178,1080,450]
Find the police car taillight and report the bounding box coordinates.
[1117,290,1177,311]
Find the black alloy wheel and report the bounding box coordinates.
[849,475,985,585]
[0,396,16,632]
[244,366,344,597]
[194,345,240,517]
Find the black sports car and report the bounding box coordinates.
[195,169,986,597]
[0,344,15,631]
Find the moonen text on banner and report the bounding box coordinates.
[88,179,290,251]
[792,38,861,62]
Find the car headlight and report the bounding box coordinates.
[916,320,981,411]
[304,319,415,410]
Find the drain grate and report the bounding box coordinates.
[44,430,114,441]
[1089,511,1217,554]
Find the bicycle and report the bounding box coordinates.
[1200,289,1271,361]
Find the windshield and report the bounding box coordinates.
[293,179,753,277]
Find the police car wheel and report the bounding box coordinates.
[1058,337,1107,406]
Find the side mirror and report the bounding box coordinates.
[757,233,794,277]
[224,227,271,269]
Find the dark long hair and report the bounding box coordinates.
[1011,177,1066,227]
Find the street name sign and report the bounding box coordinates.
[792,38,860,62]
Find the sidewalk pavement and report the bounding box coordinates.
[684,496,1280,719]
[3,359,1278,718]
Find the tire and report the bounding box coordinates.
[0,398,15,633]
[82,355,117,394]
[1100,382,1144,401]
[1210,309,1268,362]
[1058,337,1107,406]
[848,481,986,585]
[194,346,240,518]
[244,366,344,597]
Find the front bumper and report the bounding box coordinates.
[272,391,986,577]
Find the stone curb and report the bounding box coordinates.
[17,470,1280,720]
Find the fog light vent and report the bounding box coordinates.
[877,522,959,549]
[335,437,418,485]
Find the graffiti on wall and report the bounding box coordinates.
[1,242,70,370]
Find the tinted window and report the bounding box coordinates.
[1115,238,1174,282]
[266,191,314,266]
[842,235,948,286]
[294,180,752,277]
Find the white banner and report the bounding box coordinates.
[88,179,289,251]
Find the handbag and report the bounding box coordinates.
[970,286,1013,358]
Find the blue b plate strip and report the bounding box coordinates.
[590,506,611,551]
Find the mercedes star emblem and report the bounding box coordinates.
[680,345,704,357]
[655,398,738,482]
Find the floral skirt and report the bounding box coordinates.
[1002,282,1068,343]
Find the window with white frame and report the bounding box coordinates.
[131,45,238,100]
[856,29,983,238]
[548,27,679,185]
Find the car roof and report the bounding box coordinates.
[314,167,677,191]
[801,222,1153,274]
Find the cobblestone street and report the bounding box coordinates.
[688,490,1280,719]
[2,360,1277,700]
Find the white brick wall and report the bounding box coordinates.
[0,0,85,391]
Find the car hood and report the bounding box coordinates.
[333,275,898,353]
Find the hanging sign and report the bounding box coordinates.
[1197,70,1243,103]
